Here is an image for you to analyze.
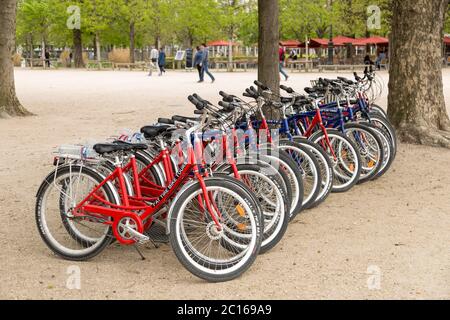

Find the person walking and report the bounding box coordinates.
[148,47,159,76]
[158,48,166,76]
[45,49,51,68]
[279,46,288,81]
[200,44,215,83]
[375,50,386,70]
[194,46,204,82]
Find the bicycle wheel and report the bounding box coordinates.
[362,122,395,179]
[310,129,362,193]
[370,104,388,118]
[169,178,262,282]
[256,148,304,220]
[36,165,116,261]
[279,139,321,210]
[343,123,384,184]
[217,163,289,254]
[293,137,334,208]
[365,114,398,157]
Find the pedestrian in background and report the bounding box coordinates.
[158,48,166,76]
[148,47,159,76]
[194,46,204,82]
[279,46,289,81]
[200,44,215,83]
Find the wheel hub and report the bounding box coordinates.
[206,221,223,240]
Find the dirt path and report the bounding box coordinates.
[0,69,448,299]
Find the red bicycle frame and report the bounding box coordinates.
[72,140,222,245]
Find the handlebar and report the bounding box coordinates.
[280,85,294,94]
[254,80,269,91]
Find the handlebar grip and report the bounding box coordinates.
[193,93,204,102]
[193,93,211,105]
[172,115,187,123]
[219,91,229,99]
[246,88,258,97]
[188,95,204,110]
[188,95,202,105]
[254,80,269,91]
[158,118,175,125]
[243,92,253,98]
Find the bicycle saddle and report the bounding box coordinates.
[140,125,171,138]
[93,143,147,155]
[113,140,148,150]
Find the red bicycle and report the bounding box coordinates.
[36,123,263,282]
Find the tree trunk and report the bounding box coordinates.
[155,36,161,50]
[227,37,234,72]
[129,21,135,63]
[41,39,46,69]
[0,0,31,118]
[387,0,450,148]
[73,29,84,68]
[258,0,280,118]
[27,33,33,63]
[95,32,101,65]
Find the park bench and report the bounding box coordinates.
[318,64,368,72]
[25,58,60,69]
[86,60,114,70]
[210,60,257,71]
[287,60,315,72]
[112,61,147,71]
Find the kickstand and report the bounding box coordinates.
[134,245,146,261]
[149,238,160,249]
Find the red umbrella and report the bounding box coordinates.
[279,40,302,48]
[354,36,389,46]
[206,40,238,47]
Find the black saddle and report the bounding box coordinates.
[93,142,147,155]
[140,125,171,138]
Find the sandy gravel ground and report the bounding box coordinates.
[0,69,449,300]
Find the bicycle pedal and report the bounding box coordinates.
[124,225,150,244]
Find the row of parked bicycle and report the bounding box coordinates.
[35,67,396,282]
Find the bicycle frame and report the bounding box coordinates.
[71,139,223,245]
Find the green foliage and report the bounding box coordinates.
[15,0,401,52]
[170,0,222,46]
[333,0,392,37]
[16,0,52,43]
[280,0,331,40]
